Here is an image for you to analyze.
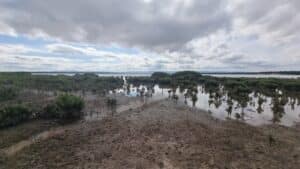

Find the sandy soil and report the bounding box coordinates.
[1,100,300,169]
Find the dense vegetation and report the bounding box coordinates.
[0,94,85,128]
[55,94,84,121]
[0,105,32,128]
[0,72,114,128]
[128,71,300,99]
[0,86,18,102]
[0,73,123,93]
[41,94,84,122]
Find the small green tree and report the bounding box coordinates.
[106,97,117,116]
[173,94,179,104]
[226,99,233,117]
[55,94,84,122]
[0,105,32,128]
[191,93,198,107]
[168,90,172,98]
[41,103,60,119]
[0,86,18,102]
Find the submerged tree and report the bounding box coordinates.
[191,93,198,107]
[271,96,286,123]
[168,90,172,98]
[140,87,145,97]
[126,84,131,95]
[184,92,188,104]
[173,94,179,104]
[235,113,241,120]
[290,98,296,110]
[226,98,233,117]
[257,96,266,114]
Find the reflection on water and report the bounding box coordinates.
[113,84,168,102]
[115,84,300,127]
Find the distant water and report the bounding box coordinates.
[32,72,151,77]
[32,72,300,79]
[203,74,300,79]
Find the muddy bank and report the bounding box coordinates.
[1,100,300,169]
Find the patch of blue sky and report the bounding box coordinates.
[22,50,96,61]
[73,42,141,55]
[101,45,140,55]
[0,34,143,63]
[0,34,54,47]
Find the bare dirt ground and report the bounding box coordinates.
[1,99,300,169]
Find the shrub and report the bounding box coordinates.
[151,72,171,85]
[0,86,18,102]
[55,94,84,122]
[191,94,198,106]
[0,105,32,128]
[106,98,117,107]
[40,103,60,119]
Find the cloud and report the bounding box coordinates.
[0,0,231,51]
[0,0,299,71]
[0,44,34,54]
[46,43,119,59]
[0,43,163,71]
[230,0,300,46]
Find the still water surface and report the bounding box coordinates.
[115,84,300,127]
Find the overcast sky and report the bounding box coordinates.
[0,0,299,72]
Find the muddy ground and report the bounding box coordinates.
[1,99,300,169]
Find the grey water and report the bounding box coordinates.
[32,72,152,77]
[115,84,300,127]
[204,74,300,79]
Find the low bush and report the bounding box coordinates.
[106,98,117,107]
[40,94,84,122]
[55,94,84,122]
[0,105,32,128]
[40,103,60,119]
[0,86,18,102]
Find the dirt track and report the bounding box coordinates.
[1,100,300,169]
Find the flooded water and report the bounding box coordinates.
[32,72,152,77]
[181,88,300,126]
[204,74,300,79]
[115,84,300,127]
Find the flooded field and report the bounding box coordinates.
[114,84,300,127]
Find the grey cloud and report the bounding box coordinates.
[222,54,244,64]
[0,0,231,51]
[222,54,274,69]
[233,0,300,45]
[0,0,300,72]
